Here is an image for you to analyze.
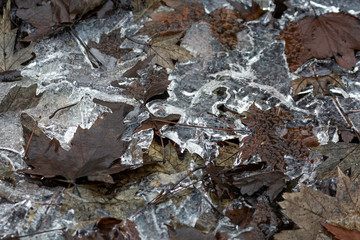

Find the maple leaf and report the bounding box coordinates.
[292,73,345,96]
[275,168,360,240]
[136,0,205,38]
[0,0,34,72]
[148,33,194,69]
[87,29,131,59]
[19,101,134,182]
[277,12,360,71]
[240,104,316,169]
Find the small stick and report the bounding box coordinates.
[49,97,84,119]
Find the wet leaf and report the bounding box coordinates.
[19,101,134,182]
[232,171,288,200]
[321,222,360,240]
[87,29,131,59]
[136,113,180,133]
[137,0,205,38]
[167,224,215,240]
[132,0,161,19]
[0,70,22,82]
[128,67,170,103]
[313,142,360,181]
[15,0,111,41]
[275,168,360,239]
[0,0,34,72]
[277,13,360,71]
[122,55,154,78]
[148,33,194,69]
[228,0,265,21]
[206,9,241,49]
[0,84,42,113]
[240,104,315,169]
[292,73,344,96]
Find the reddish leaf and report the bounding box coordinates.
[88,29,131,59]
[277,13,360,71]
[225,206,255,228]
[137,0,205,38]
[19,101,134,182]
[240,104,315,169]
[206,9,241,49]
[228,0,265,21]
[321,222,360,240]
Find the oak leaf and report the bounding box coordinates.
[148,33,194,69]
[292,73,344,96]
[277,13,360,71]
[0,0,34,72]
[20,101,134,182]
[275,168,360,240]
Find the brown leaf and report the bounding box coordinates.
[321,222,360,240]
[277,13,360,71]
[228,0,265,21]
[225,205,255,228]
[19,101,134,182]
[167,225,215,240]
[240,104,313,169]
[132,0,162,19]
[128,67,170,103]
[232,171,288,200]
[136,114,180,133]
[137,0,205,38]
[0,84,42,113]
[275,168,360,239]
[292,73,344,96]
[122,55,154,78]
[206,9,241,49]
[148,33,194,69]
[0,0,34,71]
[75,218,140,240]
[313,142,360,181]
[0,70,22,82]
[87,29,131,59]
[15,0,109,41]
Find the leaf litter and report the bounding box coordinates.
[0,0,360,239]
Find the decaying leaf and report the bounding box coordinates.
[313,142,360,181]
[137,0,205,38]
[128,67,170,103]
[275,168,360,240]
[206,9,242,49]
[136,113,180,133]
[122,55,154,78]
[292,73,345,96]
[148,33,194,69]
[277,13,360,71]
[167,224,215,240]
[132,0,162,19]
[19,101,134,182]
[0,0,34,72]
[321,222,360,240]
[0,84,42,113]
[240,104,316,169]
[87,29,131,59]
[0,70,22,82]
[15,0,112,41]
[228,0,265,21]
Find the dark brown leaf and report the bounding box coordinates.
[228,0,265,21]
[167,225,215,240]
[19,101,134,182]
[240,104,314,169]
[87,29,131,59]
[0,70,22,82]
[122,55,154,78]
[136,113,180,133]
[292,73,344,96]
[0,84,42,113]
[15,0,110,41]
[277,13,360,71]
[225,206,255,228]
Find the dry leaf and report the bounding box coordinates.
[277,13,360,71]
[228,0,265,21]
[0,0,34,72]
[292,73,344,96]
[321,222,360,240]
[132,0,162,19]
[148,33,194,69]
[275,168,360,240]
